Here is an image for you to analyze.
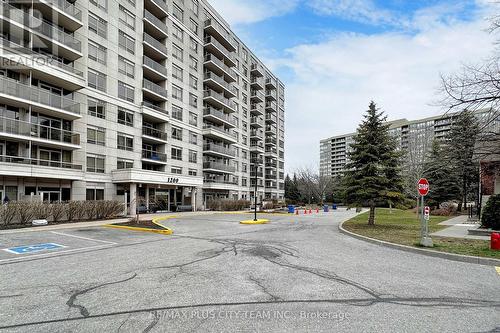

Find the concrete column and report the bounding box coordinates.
[146,186,150,209]
[173,187,178,206]
[191,187,196,212]
[129,183,137,216]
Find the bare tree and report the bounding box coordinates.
[295,167,334,205]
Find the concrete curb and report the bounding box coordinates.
[240,219,270,225]
[104,215,176,235]
[338,220,500,267]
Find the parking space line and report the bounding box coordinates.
[50,231,117,245]
[496,267,500,276]
[0,244,114,264]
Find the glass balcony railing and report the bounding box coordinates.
[204,72,234,94]
[142,126,167,141]
[143,56,168,77]
[203,143,236,157]
[204,18,235,51]
[143,33,168,57]
[143,79,168,99]
[204,36,235,62]
[144,10,168,35]
[41,0,83,21]
[203,107,237,126]
[0,77,81,115]
[203,161,236,173]
[204,54,236,80]
[204,178,238,185]
[142,150,167,162]
[203,124,238,139]
[142,101,169,116]
[204,89,236,111]
[0,155,81,169]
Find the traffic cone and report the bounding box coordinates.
[295,209,299,215]
[304,209,307,214]
[309,209,312,214]
[316,208,319,214]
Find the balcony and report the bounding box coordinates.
[145,0,168,17]
[265,78,277,90]
[265,161,277,168]
[250,77,264,90]
[203,90,236,113]
[204,36,236,68]
[203,144,236,159]
[32,0,83,31]
[143,33,168,61]
[142,126,167,143]
[142,150,167,164]
[143,10,168,39]
[0,116,80,149]
[266,90,277,101]
[250,90,265,103]
[0,37,85,90]
[250,130,263,140]
[265,137,277,146]
[266,101,277,111]
[250,142,265,153]
[265,147,277,155]
[251,64,264,77]
[203,161,236,174]
[265,173,278,180]
[202,125,238,144]
[203,72,236,98]
[0,155,83,180]
[203,107,236,128]
[250,117,264,128]
[250,103,264,116]
[204,54,236,83]
[0,77,81,120]
[204,19,236,52]
[143,56,168,81]
[143,79,168,101]
[0,2,82,60]
[142,102,169,122]
[265,125,277,134]
[250,171,264,178]
[265,114,277,124]
[203,178,239,190]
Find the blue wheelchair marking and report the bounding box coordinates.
[4,243,64,255]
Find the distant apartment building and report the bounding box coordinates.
[0,0,285,213]
[320,110,499,178]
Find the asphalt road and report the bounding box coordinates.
[0,210,499,332]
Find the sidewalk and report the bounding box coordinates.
[431,215,489,240]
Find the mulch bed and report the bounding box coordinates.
[113,220,166,230]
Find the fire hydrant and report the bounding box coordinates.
[491,233,500,250]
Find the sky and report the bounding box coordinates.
[207,0,498,173]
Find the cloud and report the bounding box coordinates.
[206,0,299,25]
[276,8,496,172]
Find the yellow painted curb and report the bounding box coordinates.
[104,215,177,235]
[240,219,270,225]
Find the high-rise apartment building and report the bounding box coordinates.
[0,0,285,213]
[320,110,499,178]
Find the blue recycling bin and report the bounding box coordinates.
[332,204,337,210]
[288,205,295,214]
[323,205,329,213]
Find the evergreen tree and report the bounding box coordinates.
[423,140,461,207]
[284,173,301,203]
[343,101,404,225]
[446,110,480,210]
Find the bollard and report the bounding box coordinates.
[491,233,500,250]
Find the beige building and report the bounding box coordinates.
[0,0,285,213]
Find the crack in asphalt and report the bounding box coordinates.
[116,313,131,333]
[0,294,23,299]
[66,273,137,317]
[142,311,159,333]
[248,276,281,302]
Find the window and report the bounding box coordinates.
[87,154,105,173]
[119,5,135,29]
[242,163,248,172]
[189,75,198,89]
[190,0,199,16]
[172,24,183,41]
[171,147,182,161]
[188,169,197,176]
[86,188,104,200]
[242,178,247,186]
[88,98,106,119]
[189,112,197,126]
[189,37,198,53]
[88,42,106,64]
[172,64,183,81]
[172,4,184,21]
[189,56,197,71]
[172,126,182,140]
[189,150,197,163]
[172,105,183,121]
[90,0,107,10]
[189,132,197,144]
[189,94,197,108]
[171,167,182,175]
[118,108,134,126]
[117,159,133,169]
[119,30,135,54]
[118,56,134,78]
[88,69,106,92]
[189,19,198,34]
[118,81,134,102]
[117,133,134,151]
[172,44,183,61]
[87,126,105,145]
[172,85,182,101]
[89,14,107,38]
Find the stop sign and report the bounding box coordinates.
[418,178,429,196]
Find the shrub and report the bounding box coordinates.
[0,203,17,226]
[65,201,78,222]
[51,203,65,222]
[84,201,98,220]
[16,201,35,225]
[207,199,250,211]
[482,194,500,230]
[32,202,51,220]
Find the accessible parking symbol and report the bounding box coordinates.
[3,243,65,255]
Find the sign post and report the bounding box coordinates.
[418,178,433,247]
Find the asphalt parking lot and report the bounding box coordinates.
[0,209,499,332]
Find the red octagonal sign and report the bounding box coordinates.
[418,178,430,196]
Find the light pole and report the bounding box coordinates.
[254,161,258,222]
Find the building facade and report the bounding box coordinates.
[0,0,285,213]
[320,110,499,178]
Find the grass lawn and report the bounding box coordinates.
[343,208,500,259]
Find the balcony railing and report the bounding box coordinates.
[0,155,81,169]
[142,150,167,162]
[203,124,237,139]
[250,171,264,178]
[0,116,80,145]
[204,54,236,80]
[0,77,81,115]
[250,143,264,150]
[143,56,168,77]
[265,162,277,168]
[251,63,264,76]
[203,107,237,126]
[144,10,168,35]
[250,103,264,114]
[204,178,238,185]
[266,101,277,110]
[204,72,234,94]
[204,36,235,62]
[150,0,168,14]
[37,0,82,21]
[203,144,236,157]
[204,18,235,51]
[250,117,264,127]
[143,79,168,98]
[265,114,277,123]
[142,126,167,141]
[142,101,169,116]
[143,33,168,57]
[203,161,236,173]
[265,78,277,88]
[204,90,236,111]
[250,131,263,139]
[251,90,265,101]
[266,90,277,99]
[1,1,83,52]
